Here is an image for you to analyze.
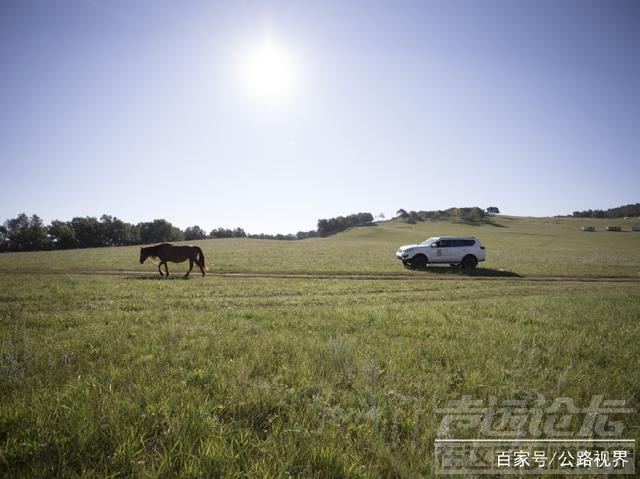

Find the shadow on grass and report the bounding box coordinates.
[406,266,522,278]
[456,219,507,228]
[484,219,507,227]
[127,275,194,280]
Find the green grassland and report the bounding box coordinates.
[1,216,639,477]
[1,215,639,277]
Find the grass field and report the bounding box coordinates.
[1,216,639,477]
[1,216,639,278]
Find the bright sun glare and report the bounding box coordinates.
[240,35,297,104]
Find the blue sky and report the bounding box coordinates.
[1,0,639,234]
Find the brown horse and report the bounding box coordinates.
[139,243,207,278]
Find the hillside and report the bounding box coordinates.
[0,216,638,278]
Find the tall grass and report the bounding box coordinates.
[1,274,638,477]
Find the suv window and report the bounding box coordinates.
[433,239,476,248]
[452,239,475,247]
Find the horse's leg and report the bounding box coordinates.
[197,258,206,276]
[164,262,170,277]
[158,262,164,277]
[184,259,193,279]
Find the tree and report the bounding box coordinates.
[4,213,49,251]
[316,219,329,236]
[407,211,423,224]
[208,227,246,239]
[184,225,207,241]
[355,212,374,224]
[487,206,500,214]
[451,207,485,224]
[139,219,184,244]
[122,222,140,245]
[209,227,232,238]
[0,225,9,252]
[232,227,247,238]
[100,215,137,246]
[48,220,78,249]
[571,203,640,218]
[317,212,374,237]
[296,230,319,240]
[70,217,105,248]
[396,209,409,222]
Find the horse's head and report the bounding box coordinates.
[139,247,148,264]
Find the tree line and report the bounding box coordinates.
[572,203,640,219]
[2,204,530,253]
[394,207,493,224]
[0,213,321,252]
[317,212,374,237]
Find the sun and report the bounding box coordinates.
[239,35,297,104]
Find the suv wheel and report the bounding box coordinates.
[461,255,478,270]
[411,254,427,268]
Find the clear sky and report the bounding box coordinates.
[1,0,639,234]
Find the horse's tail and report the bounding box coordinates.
[196,246,208,272]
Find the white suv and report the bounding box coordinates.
[396,236,486,269]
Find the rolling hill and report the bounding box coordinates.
[0,215,639,278]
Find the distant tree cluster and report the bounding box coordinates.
[0,212,321,253]
[317,212,374,237]
[0,214,187,252]
[395,207,487,224]
[250,231,319,241]
[183,226,208,241]
[1,214,49,252]
[572,203,640,219]
[209,227,247,239]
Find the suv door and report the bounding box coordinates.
[431,239,455,263]
[452,239,477,262]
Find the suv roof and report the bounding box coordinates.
[428,236,479,241]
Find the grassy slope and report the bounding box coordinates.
[1,216,639,477]
[0,215,639,277]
